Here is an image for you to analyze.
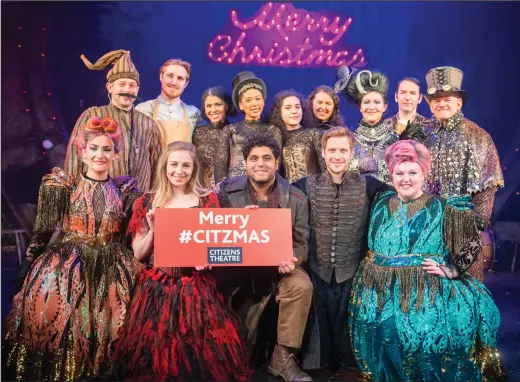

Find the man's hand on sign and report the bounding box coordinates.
[146,209,155,232]
[244,204,260,210]
[195,264,213,271]
[278,257,297,274]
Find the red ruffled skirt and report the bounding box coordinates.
[112,266,252,381]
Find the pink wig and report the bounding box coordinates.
[384,140,431,175]
[74,117,122,154]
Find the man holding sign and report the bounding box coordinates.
[218,133,313,382]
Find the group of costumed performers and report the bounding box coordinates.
[2,47,507,382]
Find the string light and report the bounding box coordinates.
[15,23,64,161]
[42,140,54,149]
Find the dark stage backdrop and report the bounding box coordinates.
[3,1,520,221]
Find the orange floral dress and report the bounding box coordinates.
[2,167,142,381]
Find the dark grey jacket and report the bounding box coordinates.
[294,171,392,283]
[217,173,310,265]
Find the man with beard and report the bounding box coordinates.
[65,49,162,191]
[385,77,428,142]
[293,126,392,373]
[136,58,201,144]
[423,66,504,281]
[217,132,314,382]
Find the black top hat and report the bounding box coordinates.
[231,71,267,110]
[424,66,467,106]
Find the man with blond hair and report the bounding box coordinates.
[294,126,392,373]
[136,58,201,144]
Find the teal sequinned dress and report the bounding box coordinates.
[349,191,506,381]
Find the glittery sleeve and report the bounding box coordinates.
[214,124,232,184]
[443,196,482,275]
[267,124,283,151]
[267,125,283,173]
[192,126,206,186]
[472,186,498,231]
[310,128,326,172]
[192,125,223,189]
[13,168,74,295]
[466,120,504,192]
[115,176,143,245]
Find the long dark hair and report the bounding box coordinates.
[308,85,345,126]
[200,86,237,121]
[268,90,314,130]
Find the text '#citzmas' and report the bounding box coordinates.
[177,211,270,244]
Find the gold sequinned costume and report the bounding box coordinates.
[2,168,141,381]
[425,112,504,280]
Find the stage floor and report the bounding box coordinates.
[2,252,519,381]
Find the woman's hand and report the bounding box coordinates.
[244,204,259,210]
[146,209,155,232]
[195,264,212,271]
[422,259,458,279]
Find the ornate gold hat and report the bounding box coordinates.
[424,66,466,105]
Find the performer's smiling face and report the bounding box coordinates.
[107,78,139,110]
[160,64,189,101]
[82,135,116,178]
[392,161,425,202]
[322,136,353,176]
[429,95,462,120]
[395,80,422,114]
[167,150,194,189]
[246,146,279,185]
[312,91,334,122]
[204,95,227,124]
[281,96,303,129]
[239,89,265,121]
[360,92,387,125]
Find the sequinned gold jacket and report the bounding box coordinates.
[424,112,504,230]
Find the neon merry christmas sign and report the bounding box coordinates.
[207,3,367,68]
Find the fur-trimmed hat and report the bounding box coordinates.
[80,49,139,85]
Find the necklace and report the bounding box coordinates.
[356,119,394,143]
